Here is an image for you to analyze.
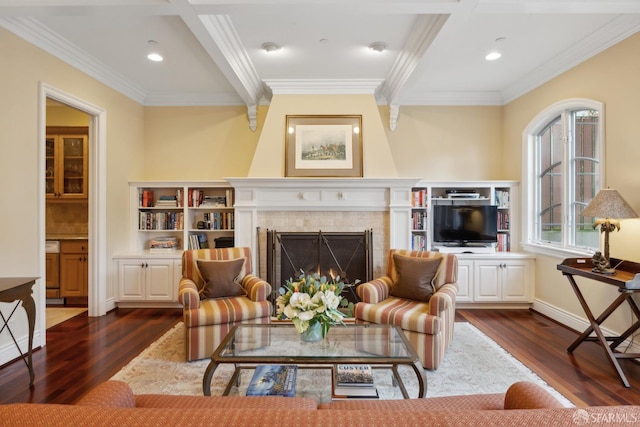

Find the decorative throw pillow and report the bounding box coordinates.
[196,258,246,300]
[390,254,442,302]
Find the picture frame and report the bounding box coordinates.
[285,115,363,177]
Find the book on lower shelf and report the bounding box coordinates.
[332,365,378,400]
[334,364,374,387]
[148,236,179,252]
[246,365,297,397]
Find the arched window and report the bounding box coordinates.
[522,99,604,256]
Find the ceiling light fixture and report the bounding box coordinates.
[368,42,387,53]
[485,51,501,61]
[261,42,281,53]
[146,40,163,62]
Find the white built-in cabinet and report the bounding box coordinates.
[116,257,181,305]
[411,181,534,306]
[113,180,229,306]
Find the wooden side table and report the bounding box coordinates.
[0,277,38,387]
[557,258,640,387]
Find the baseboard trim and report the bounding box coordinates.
[532,298,640,354]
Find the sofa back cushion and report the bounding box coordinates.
[504,381,566,409]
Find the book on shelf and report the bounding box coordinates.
[246,365,297,397]
[334,364,374,387]
[148,236,179,252]
[331,365,378,400]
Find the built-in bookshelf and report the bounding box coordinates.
[410,187,428,250]
[128,181,235,254]
[416,181,518,254]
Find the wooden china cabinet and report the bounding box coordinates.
[45,126,88,200]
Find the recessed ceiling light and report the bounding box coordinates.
[368,42,387,53]
[485,51,501,61]
[146,40,163,62]
[261,42,281,53]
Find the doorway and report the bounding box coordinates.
[45,99,90,314]
[40,83,108,342]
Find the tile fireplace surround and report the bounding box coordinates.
[226,178,421,280]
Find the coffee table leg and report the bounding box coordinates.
[202,360,219,396]
[411,361,427,398]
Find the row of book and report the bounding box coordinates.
[497,233,510,252]
[412,211,427,231]
[188,233,209,250]
[411,234,426,250]
[244,364,378,400]
[497,211,510,231]
[411,188,428,208]
[139,188,234,209]
[495,190,510,208]
[139,211,184,230]
[202,212,235,230]
[188,189,233,208]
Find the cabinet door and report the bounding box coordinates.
[502,261,531,302]
[145,260,175,301]
[474,262,501,301]
[455,260,473,302]
[117,260,146,300]
[60,253,87,297]
[60,135,88,198]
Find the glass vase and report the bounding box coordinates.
[300,322,323,342]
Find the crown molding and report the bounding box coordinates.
[396,90,504,106]
[0,16,147,104]
[143,91,244,106]
[377,14,449,105]
[264,79,384,95]
[501,14,640,104]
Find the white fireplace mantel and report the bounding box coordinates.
[225,177,422,266]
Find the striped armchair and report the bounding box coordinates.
[178,247,272,361]
[355,250,458,370]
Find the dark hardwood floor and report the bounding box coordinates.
[1,307,639,406]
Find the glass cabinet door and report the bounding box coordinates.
[45,136,56,196]
[61,136,86,196]
[45,134,88,199]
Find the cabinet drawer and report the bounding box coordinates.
[61,240,88,253]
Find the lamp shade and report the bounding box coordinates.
[581,188,638,219]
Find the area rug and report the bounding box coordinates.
[111,322,573,406]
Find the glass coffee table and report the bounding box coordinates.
[202,323,427,398]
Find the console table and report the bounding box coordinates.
[557,258,640,387]
[0,277,37,387]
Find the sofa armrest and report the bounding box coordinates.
[356,277,392,304]
[241,275,272,302]
[178,278,200,309]
[504,381,566,409]
[75,381,136,408]
[428,282,458,316]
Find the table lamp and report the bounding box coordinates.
[580,188,638,275]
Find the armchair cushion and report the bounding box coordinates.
[197,258,246,299]
[390,254,442,302]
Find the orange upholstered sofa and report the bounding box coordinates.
[1,380,638,426]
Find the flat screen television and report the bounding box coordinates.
[432,205,498,246]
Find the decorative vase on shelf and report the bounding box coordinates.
[300,321,323,342]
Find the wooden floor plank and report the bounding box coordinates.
[1,307,639,406]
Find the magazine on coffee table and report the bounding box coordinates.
[334,364,374,387]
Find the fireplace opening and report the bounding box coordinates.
[266,230,373,309]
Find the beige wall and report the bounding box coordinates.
[0,28,144,358]
[503,33,640,334]
[383,105,504,180]
[143,106,266,180]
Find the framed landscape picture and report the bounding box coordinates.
[285,115,363,177]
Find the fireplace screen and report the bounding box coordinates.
[266,230,373,307]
